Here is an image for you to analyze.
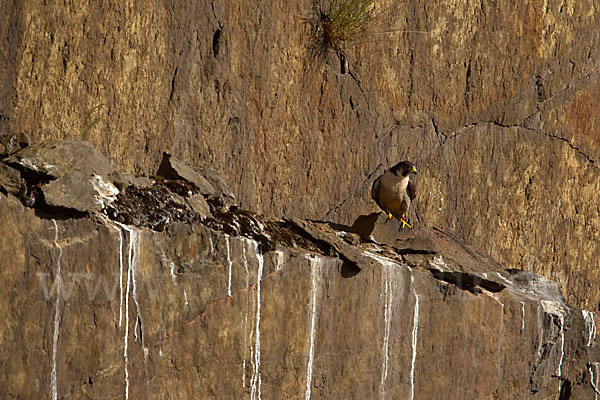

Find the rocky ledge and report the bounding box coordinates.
[0,140,598,399]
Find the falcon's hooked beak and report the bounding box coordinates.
[409,166,417,175]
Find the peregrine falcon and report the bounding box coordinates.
[371,161,417,229]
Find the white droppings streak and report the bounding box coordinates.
[556,317,565,377]
[241,240,250,389]
[363,250,410,399]
[305,255,322,400]
[242,360,246,388]
[115,223,142,400]
[226,235,232,297]
[275,250,284,272]
[582,310,597,347]
[250,241,264,400]
[364,251,400,266]
[535,305,544,362]
[123,231,132,400]
[410,274,419,400]
[51,220,62,400]
[117,228,124,327]
[520,302,525,332]
[429,254,450,270]
[127,229,143,344]
[169,261,176,284]
[380,262,395,398]
[183,290,189,306]
[90,174,119,207]
[590,362,600,399]
[494,271,513,286]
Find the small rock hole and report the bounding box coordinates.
[340,260,360,278]
[212,28,222,58]
[558,379,572,400]
[339,52,348,75]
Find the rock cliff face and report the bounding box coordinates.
[0,142,598,398]
[1,0,599,311]
[1,0,600,398]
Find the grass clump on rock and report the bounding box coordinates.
[308,0,378,63]
[321,0,376,53]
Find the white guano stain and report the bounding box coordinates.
[118,228,124,327]
[51,220,63,400]
[363,251,407,399]
[582,310,597,347]
[90,174,119,208]
[127,228,143,344]
[114,222,142,400]
[123,229,132,400]
[556,317,565,377]
[380,262,395,398]
[208,233,214,254]
[305,255,322,400]
[520,302,525,332]
[241,239,250,389]
[226,235,232,297]
[250,241,264,400]
[590,362,600,399]
[169,261,176,285]
[275,250,284,272]
[410,274,419,400]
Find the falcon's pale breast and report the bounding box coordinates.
[378,172,411,217]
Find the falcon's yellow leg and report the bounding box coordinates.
[400,214,412,229]
[387,212,393,220]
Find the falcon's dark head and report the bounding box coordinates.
[391,161,417,177]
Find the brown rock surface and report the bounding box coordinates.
[1,1,600,397]
[5,140,114,179]
[0,131,30,155]
[0,187,598,399]
[41,171,118,213]
[1,1,598,309]
[156,152,215,196]
[0,162,22,195]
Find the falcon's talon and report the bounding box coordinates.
[387,212,393,220]
[400,218,412,229]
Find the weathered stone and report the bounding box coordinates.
[1,1,600,397]
[5,140,113,179]
[198,166,235,199]
[286,217,378,270]
[0,192,597,399]
[157,153,215,195]
[102,183,202,230]
[1,1,599,310]
[41,171,119,212]
[394,236,438,255]
[0,162,22,196]
[350,212,406,245]
[108,170,154,191]
[0,132,30,155]
[187,194,211,219]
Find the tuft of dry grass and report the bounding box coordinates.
[80,104,105,141]
[306,0,378,63]
[321,0,376,53]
